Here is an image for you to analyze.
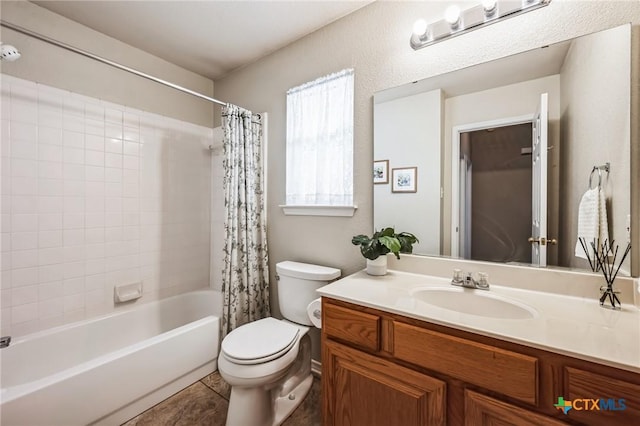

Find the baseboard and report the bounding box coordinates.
[311,359,322,377]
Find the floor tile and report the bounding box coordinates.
[121,381,228,426]
[121,372,321,426]
[201,371,232,400]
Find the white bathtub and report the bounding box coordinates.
[0,290,220,426]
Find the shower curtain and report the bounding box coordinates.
[221,104,270,337]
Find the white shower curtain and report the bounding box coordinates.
[221,104,270,337]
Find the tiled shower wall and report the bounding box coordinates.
[1,75,213,337]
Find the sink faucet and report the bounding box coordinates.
[451,269,490,290]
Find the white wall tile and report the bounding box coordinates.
[38,213,63,230]
[85,228,104,244]
[11,232,38,250]
[38,247,64,265]
[39,230,63,248]
[63,147,84,164]
[38,179,63,197]
[12,285,38,305]
[11,159,38,178]
[10,140,37,160]
[11,196,37,214]
[63,164,85,181]
[63,130,84,149]
[38,162,63,179]
[38,196,63,214]
[105,139,123,154]
[38,264,64,283]
[38,297,64,318]
[63,277,84,295]
[38,280,63,300]
[85,134,104,151]
[12,267,38,287]
[85,166,104,181]
[12,249,38,269]
[1,76,213,337]
[85,151,104,167]
[63,213,85,229]
[39,144,63,162]
[11,214,38,232]
[12,302,38,323]
[11,177,38,195]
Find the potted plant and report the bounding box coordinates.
[351,227,419,275]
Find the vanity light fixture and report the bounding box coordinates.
[410,0,551,50]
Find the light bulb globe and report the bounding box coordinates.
[412,19,428,37]
[444,5,461,26]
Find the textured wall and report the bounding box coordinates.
[213,1,640,309]
[0,0,214,127]
[559,24,631,273]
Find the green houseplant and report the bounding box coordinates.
[352,227,418,275]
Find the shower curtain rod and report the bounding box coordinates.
[1,20,230,108]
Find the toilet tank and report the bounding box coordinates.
[276,261,341,325]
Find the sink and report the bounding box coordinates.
[410,287,537,320]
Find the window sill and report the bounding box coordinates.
[279,205,357,217]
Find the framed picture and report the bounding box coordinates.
[392,167,417,193]
[373,160,389,184]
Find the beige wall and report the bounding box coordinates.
[0,0,214,127]
[559,24,631,273]
[213,0,640,324]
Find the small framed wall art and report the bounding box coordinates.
[392,167,417,193]
[373,160,389,184]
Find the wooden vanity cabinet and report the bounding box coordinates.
[321,298,640,426]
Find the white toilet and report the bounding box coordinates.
[218,261,340,426]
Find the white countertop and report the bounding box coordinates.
[317,269,640,374]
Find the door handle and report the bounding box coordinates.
[528,237,558,246]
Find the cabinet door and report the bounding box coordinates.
[323,340,445,426]
[465,390,567,426]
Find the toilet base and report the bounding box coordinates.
[224,334,313,426]
[225,373,313,426]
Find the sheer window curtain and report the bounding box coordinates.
[221,104,270,337]
[286,68,354,206]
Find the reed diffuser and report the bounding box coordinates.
[579,238,631,310]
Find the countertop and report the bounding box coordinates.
[317,269,640,374]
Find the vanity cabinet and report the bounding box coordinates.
[321,298,640,426]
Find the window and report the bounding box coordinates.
[284,69,355,216]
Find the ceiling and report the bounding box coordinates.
[32,0,373,81]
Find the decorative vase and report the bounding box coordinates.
[366,256,387,276]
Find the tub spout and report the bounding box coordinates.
[0,335,10,348]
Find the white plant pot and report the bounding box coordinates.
[366,256,387,276]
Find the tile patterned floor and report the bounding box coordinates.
[121,371,321,426]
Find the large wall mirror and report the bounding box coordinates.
[374,24,634,276]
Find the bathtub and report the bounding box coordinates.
[0,290,220,426]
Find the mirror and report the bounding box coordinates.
[374,24,632,276]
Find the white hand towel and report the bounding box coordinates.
[575,187,609,259]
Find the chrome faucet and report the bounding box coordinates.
[451,269,490,290]
[0,336,11,348]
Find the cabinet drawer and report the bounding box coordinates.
[323,301,380,352]
[564,367,640,424]
[465,390,566,425]
[394,321,538,405]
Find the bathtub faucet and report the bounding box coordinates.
[0,336,11,348]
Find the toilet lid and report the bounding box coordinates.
[222,317,300,364]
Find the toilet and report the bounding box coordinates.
[218,261,340,426]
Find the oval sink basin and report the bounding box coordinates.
[411,287,537,320]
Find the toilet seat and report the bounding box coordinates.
[222,317,300,365]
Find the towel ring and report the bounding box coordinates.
[589,167,601,189]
